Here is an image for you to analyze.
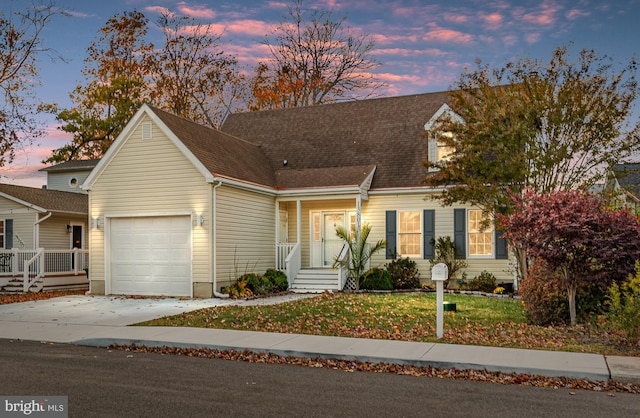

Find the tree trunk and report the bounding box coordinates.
[567,285,577,327]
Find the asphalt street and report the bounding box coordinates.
[2,339,639,418]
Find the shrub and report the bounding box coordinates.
[607,263,640,344]
[520,260,569,325]
[429,236,467,287]
[240,273,272,296]
[360,268,393,290]
[464,270,497,293]
[386,257,420,289]
[264,269,289,292]
[227,279,253,299]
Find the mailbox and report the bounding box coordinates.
[431,263,448,281]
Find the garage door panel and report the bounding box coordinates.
[110,216,192,297]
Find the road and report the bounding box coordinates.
[1,339,638,417]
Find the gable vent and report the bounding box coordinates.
[142,122,152,140]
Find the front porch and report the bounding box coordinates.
[0,249,89,293]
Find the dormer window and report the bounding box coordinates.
[437,132,455,162]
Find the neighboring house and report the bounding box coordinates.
[84,91,512,298]
[0,160,96,292]
[605,163,640,212]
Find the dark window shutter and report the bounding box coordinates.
[385,210,396,259]
[453,209,466,259]
[495,229,508,259]
[5,219,13,249]
[423,210,435,259]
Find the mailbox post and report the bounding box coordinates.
[431,263,448,339]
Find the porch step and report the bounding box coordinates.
[0,273,88,293]
[290,269,341,292]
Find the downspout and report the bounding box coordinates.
[211,181,228,298]
[33,212,52,249]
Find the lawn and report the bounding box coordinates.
[140,292,639,357]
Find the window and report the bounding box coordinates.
[0,220,4,248]
[69,177,78,188]
[398,211,421,257]
[468,210,493,256]
[437,132,455,162]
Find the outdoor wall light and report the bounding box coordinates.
[66,225,72,233]
[196,214,204,227]
[92,217,100,229]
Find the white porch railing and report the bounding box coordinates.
[283,243,301,288]
[0,249,89,291]
[276,243,296,272]
[336,243,350,290]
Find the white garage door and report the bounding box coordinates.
[109,216,192,296]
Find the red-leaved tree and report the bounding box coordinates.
[498,189,640,326]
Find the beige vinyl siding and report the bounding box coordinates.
[363,192,513,284]
[0,197,38,249]
[89,114,211,295]
[38,214,87,249]
[216,186,275,289]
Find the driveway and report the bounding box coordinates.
[0,293,317,327]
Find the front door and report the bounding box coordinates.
[71,225,83,269]
[311,212,345,267]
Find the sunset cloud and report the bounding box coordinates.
[422,26,474,44]
[481,12,503,30]
[176,2,216,19]
[566,8,590,20]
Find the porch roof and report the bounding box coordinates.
[274,164,376,189]
[0,183,88,214]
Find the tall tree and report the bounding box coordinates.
[424,45,640,279]
[152,12,247,129]
[249,0,385,110]
[46,11,154,163]
[0,2,65,167]
[498,189,640,326]
[426,45,639,211]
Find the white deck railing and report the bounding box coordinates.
[0,248,89,277]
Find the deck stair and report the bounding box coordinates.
[0,273,88,293]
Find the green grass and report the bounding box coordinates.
[139,292,637,356]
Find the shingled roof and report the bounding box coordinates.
[39,159,100,172]
[149,105,276,187]
[0,183,87,214]
[221,91,452,190]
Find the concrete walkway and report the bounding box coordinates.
[0,294,639,385]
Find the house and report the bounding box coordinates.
[83,92,512,298]
[0,160,96,291]
[605,163,640,212]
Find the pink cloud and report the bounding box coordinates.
[422,27,474,44]
[481,12,503,30]
[144,6,173,16]
[442,13,469,24]
[210,20,275,37]
[517,1,562,26]
[566,9,590,20]
[526,33,541,44]
[176,2,216,19]
[374,48,448,58]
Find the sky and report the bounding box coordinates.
[1,0,639,188]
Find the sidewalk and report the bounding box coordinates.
[1,294,639,384]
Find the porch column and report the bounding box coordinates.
[356,195,362,238]
[296,199,301,244]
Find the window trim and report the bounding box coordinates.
[397,210,422,258]
[467,209,494,258]
[0,219,4,249]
